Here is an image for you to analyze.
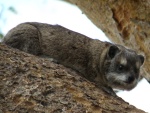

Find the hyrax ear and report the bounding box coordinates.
[108,45,120,59]
[138,55,145,65]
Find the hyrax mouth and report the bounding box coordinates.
[111,80,137,90]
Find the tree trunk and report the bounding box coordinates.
[65,0,150,82]
[0,43,145,112]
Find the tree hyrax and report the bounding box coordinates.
[3,22,145,96]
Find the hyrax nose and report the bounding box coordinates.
[127,76,135,83]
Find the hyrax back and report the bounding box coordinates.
[3,22,144,95]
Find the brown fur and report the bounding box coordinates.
[2,22,144,96]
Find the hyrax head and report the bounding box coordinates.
[104,45,144,91]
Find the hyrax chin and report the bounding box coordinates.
[2,22,145,96]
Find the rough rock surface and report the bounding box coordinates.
[0,43,145,112]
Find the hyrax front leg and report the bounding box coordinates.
[101,85,117,96]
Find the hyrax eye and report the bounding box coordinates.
[118,65,124,71]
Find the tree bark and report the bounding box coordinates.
[0,42,145,112]
[65,0,150,82]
